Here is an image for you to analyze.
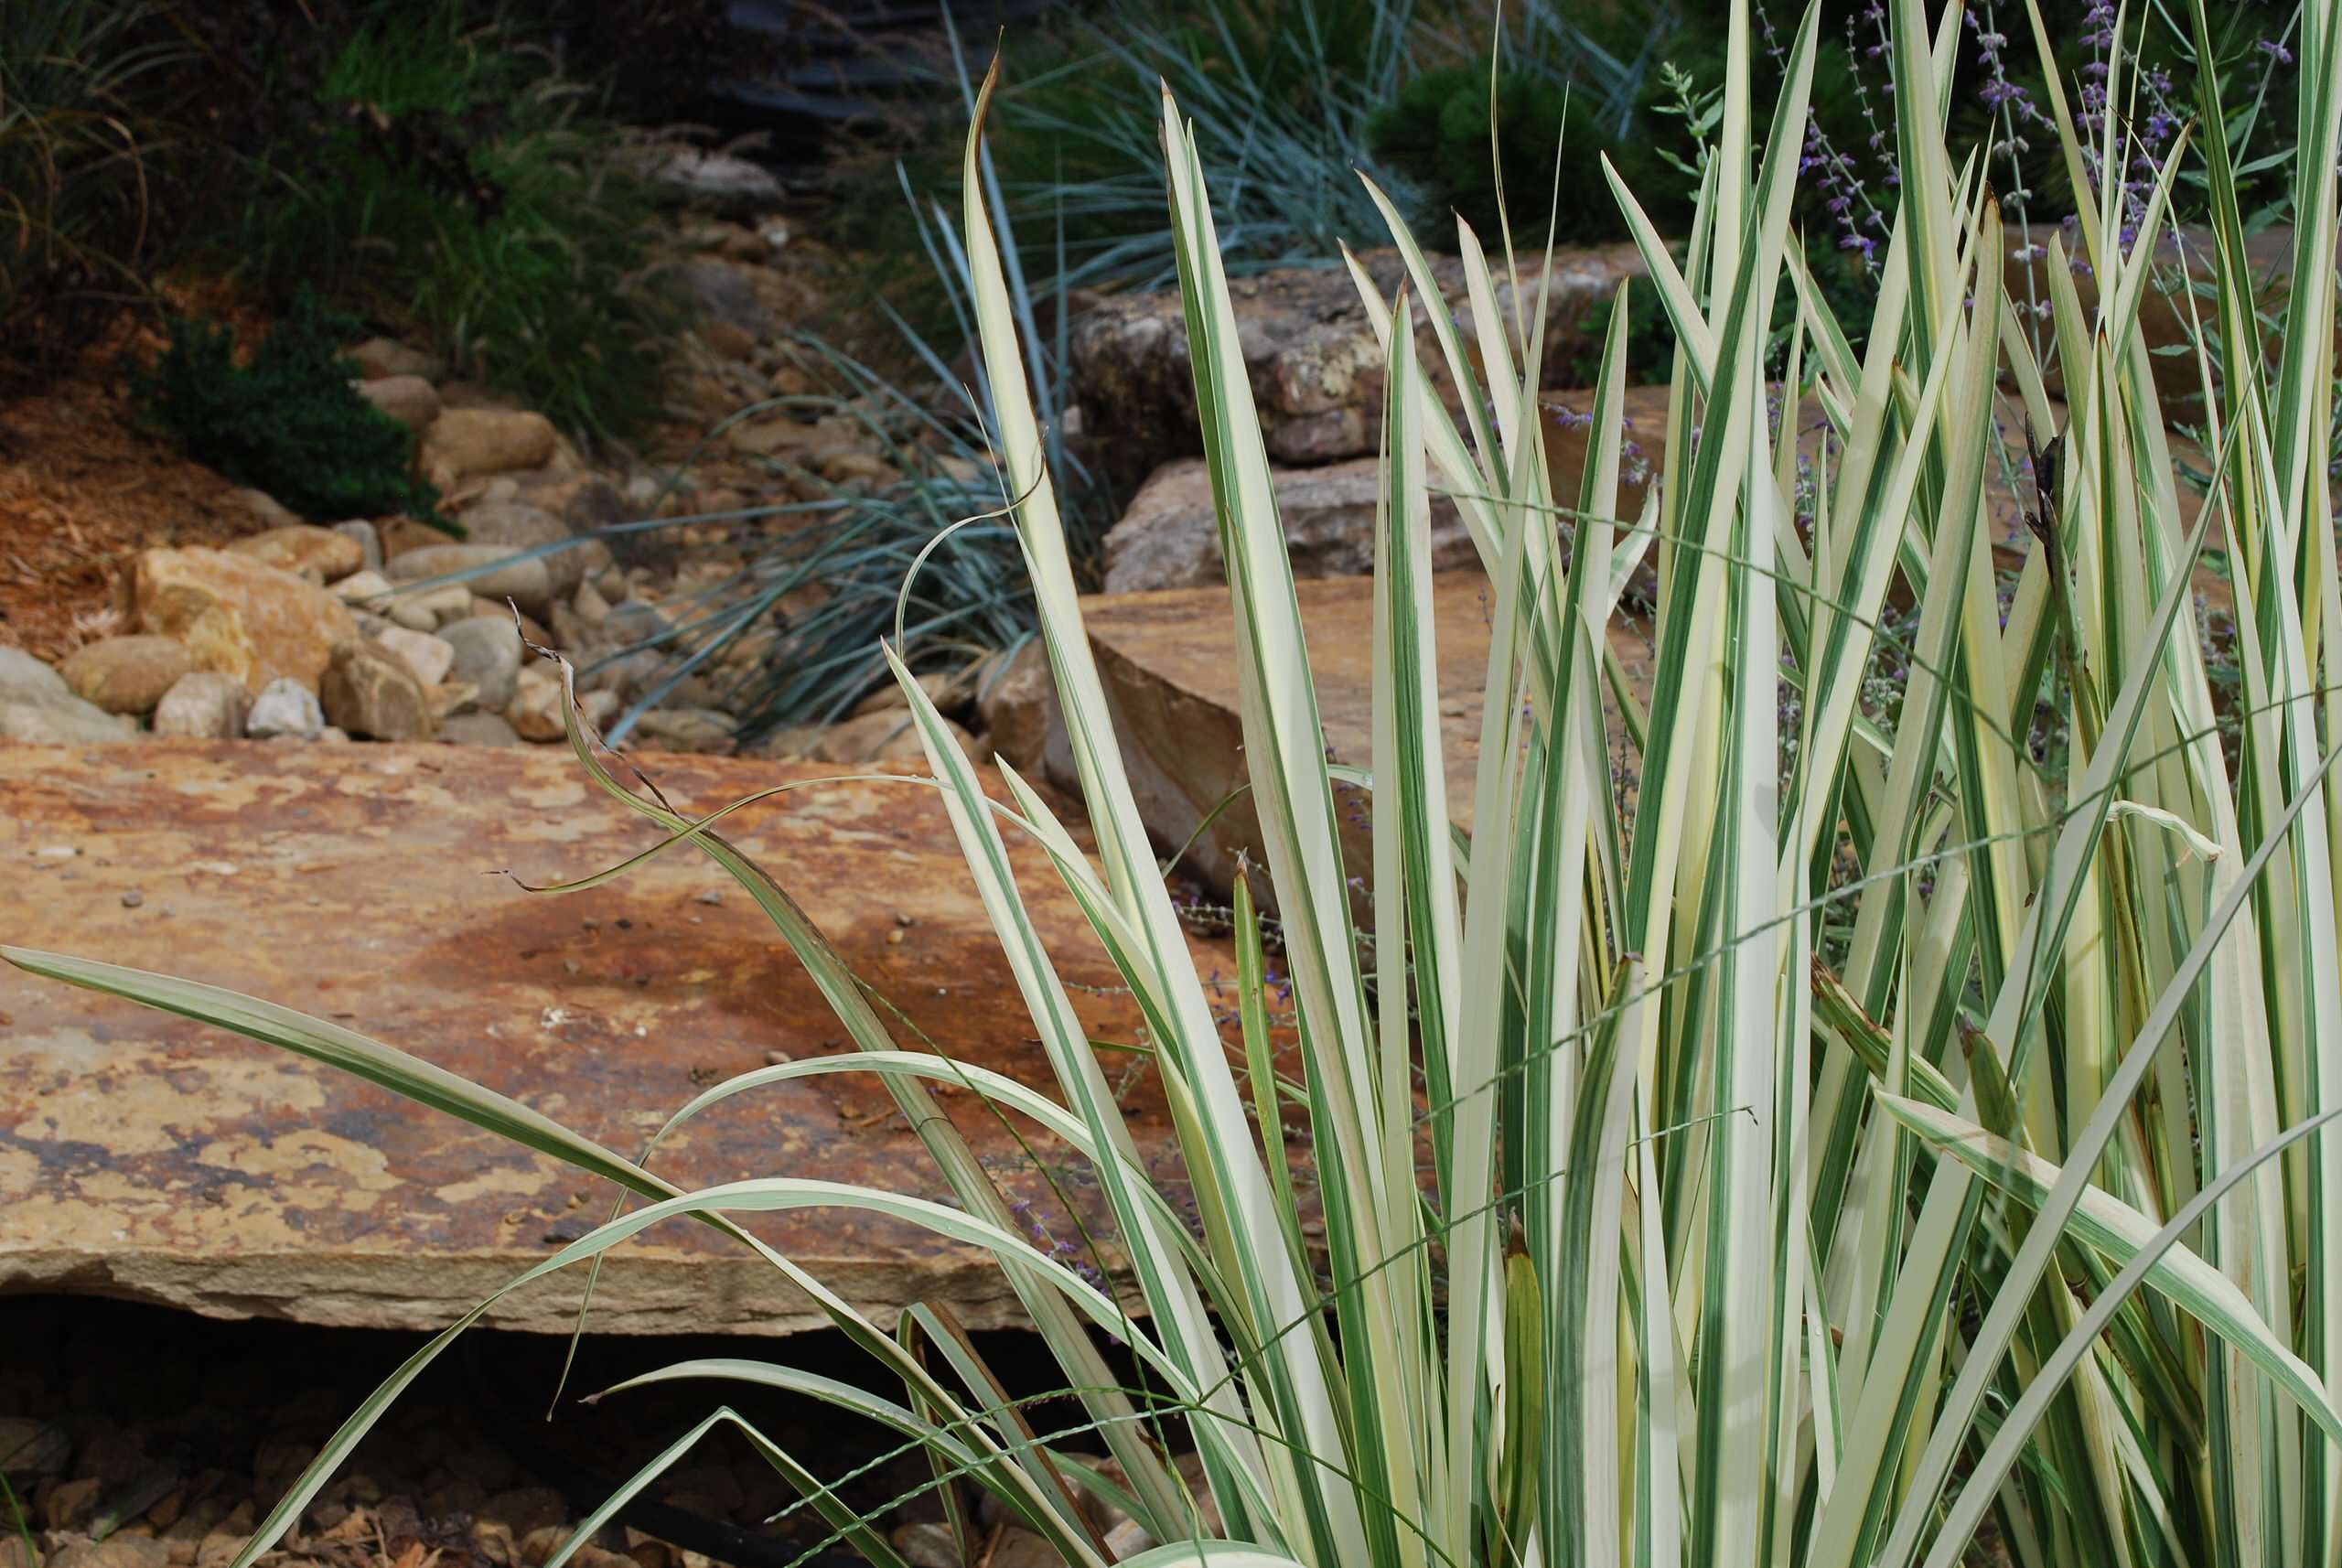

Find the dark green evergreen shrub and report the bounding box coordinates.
[1370,62,1707,250]
[230,2,680,446]
[134,292,441,524]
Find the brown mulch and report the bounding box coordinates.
[0,313,269,664]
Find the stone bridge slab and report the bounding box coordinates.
[0,741,1219,1335]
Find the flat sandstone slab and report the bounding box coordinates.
[0,741,1229,1335]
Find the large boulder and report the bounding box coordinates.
[421,409,556,483]
[386,543,553,619]
[130,547,360,695]
[1070,244,1643,482]
[58,636,195,715]
[228,524,367,584]
[320,639,436,741]
[1101,454,1473,594]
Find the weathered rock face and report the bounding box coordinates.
[150,671,249,739]
[421,409,557,484]
[227,524,367,584]
[57,637,194,715]
[129,547,360,695]
[1078,574,1654,904]
[1101,454,1474,594]
[0,741,1239,1335]
[319,638,436,741]
[1070,244,1643,482]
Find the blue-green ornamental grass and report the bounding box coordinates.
[11,1,2342,1564]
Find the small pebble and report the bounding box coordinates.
[121,890,145,908]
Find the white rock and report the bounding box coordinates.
[245,677,325,741]
[152,671,250,739]
[374,627,457,687]
[333,569,396,605]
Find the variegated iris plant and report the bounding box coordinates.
[11,0,2342,1564]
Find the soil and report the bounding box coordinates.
[0,1296,972,1568]
[0,324,268,663]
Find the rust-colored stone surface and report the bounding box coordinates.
[1080,574,1654,900]
[0,742,1230,1335]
